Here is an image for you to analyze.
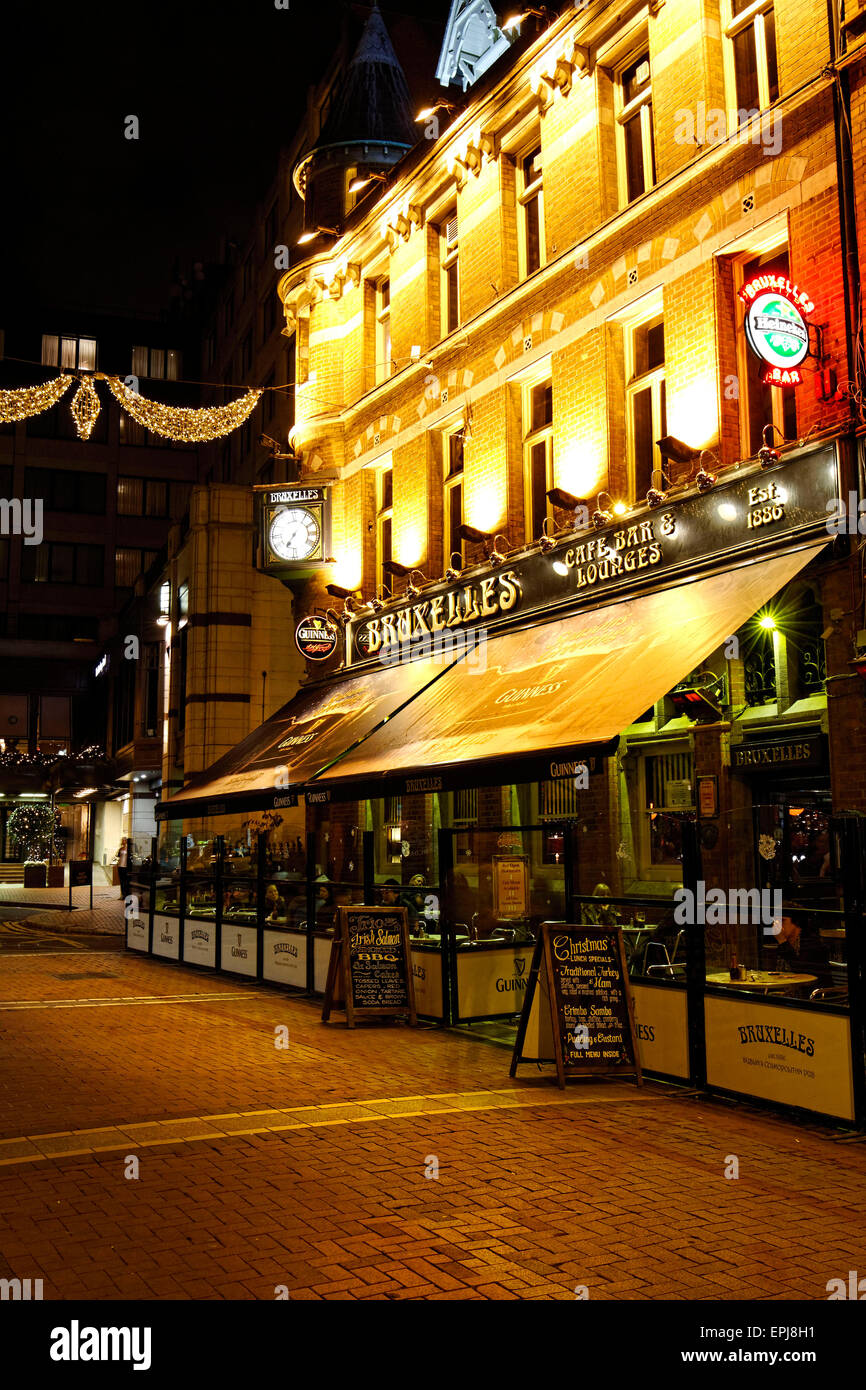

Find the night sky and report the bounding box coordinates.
[3,0,450,320]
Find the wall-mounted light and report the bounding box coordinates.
[503,6,552,32]
[348,172,387,195]
[759,422,783,469]
[407,569,429,598]
[488,535,509,566]
[415,100,458,123]
[444,552,463,583]
[547,486,588,512]
[695,450,719,493]
[592,493,613,529]
[297,225,340,246]
[657,435,700,465]
[538,518,555,553]
[758,613,777,632]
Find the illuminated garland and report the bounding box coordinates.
[0,375,74,423]
[106,376,262,442]
[70,377,101,440]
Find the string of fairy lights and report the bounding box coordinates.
[0,371,263,443]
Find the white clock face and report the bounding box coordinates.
[269,507,320,561]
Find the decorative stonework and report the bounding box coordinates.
[436,0,512,92]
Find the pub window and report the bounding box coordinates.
[522,376,553,543]
[443,424,465,566]
[517,139,544,278]
[539,779,583,820]
[452,788,477,824]
[375,279,392,385]
[440,209,460,337]
[625,311,666,503]
[377,463,393,599]
[724,0,779,117]
[639,746,694,879]
[735,245,796,456]
[615,47,655,206]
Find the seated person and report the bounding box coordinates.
[582,882,619,926]
[264,883,286,923]
[379,879,402,908]
[773,911,831,980]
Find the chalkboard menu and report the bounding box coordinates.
[69,860,93,887]
[511,924,641,1088]
[321,906,417,1028]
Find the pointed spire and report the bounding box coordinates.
[316,6,415,150]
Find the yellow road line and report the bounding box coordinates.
[0,991,264,1011]
[0,1084,661,1168]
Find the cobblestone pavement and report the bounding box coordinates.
[0,938,864,1300]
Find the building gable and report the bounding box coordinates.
[436,0,512,91]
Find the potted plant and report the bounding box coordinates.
[23,860,47,888]
[46,862,65,887]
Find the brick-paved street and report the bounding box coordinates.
[1,934,865,1301]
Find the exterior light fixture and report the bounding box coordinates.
[758,614,777,631]
[612,501,628,517]
[457,522,494,546]
[444,552,463,582]
[646,466,671,509]
[348,173,387,194]
[538,518,555,553]
[488,535,509,565]
[657,435,700,464]
[592,493,613,529]
[73,787,98,798]
[297,226,340,245]
[552,559,570,577]
[759,422,782,469]
[382,559,412,580]
[547,486,588,511]
[502,6,552,32]
[415,100,458,123]
[695,451,719,494]
[407,570,429,598]
[326,583,362,616]
[717,502,737,521]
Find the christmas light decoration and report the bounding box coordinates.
[7,804,61,860]
[70,376,101,440]
[0,375,74,423]
[106,377,262,442]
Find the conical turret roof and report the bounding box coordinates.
[316,4,416,151]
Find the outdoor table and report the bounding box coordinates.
[706,970,817,995]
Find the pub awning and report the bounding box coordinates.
[310,541,828,800]
[155,647,465,821]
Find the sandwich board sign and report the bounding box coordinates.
[510,923,642,1089]
[321,905,417,1028]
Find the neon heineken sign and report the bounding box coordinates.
[738,274,813,387]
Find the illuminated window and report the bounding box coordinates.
[41,335,59,366]
[443,425,464,566]
[522,377,553,543]
[131,347,179,380]
[43,335,97,370]
[615,48,655,205]
[517,141,544,277]
[725,0,778,116]
[625,312,665,502]
[375,279,392,385]
[736,246,796,455]
[440,209,459,337]
[377,464,393,598]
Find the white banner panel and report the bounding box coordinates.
[410,948,444,1018]
[263,930,307,987]
[126,916,148,952]
[152,914,180,959]
[183,920,216,969]
[632,983,690,1079]
[221,925,258,977]
[457,945,534,1018]
[705,994,855,1122]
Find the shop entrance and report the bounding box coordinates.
[437,823,572,1030]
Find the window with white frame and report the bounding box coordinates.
[377,463,393,598]
[725,0,779,117]
[522,376,553,543]
[443,424,465,567]
[517,139,544,278]
[42,335,97,370]
[440,209,460,337]
[615,47,655,206]
[625,311,666,503]
[375,278,392,385]
[639,745,694,878]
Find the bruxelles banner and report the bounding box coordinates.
[347,443,839,669]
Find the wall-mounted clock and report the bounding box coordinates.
[255,483,331,577]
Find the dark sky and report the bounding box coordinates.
[3,0,450,320]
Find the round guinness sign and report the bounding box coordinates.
[295,616,339,661]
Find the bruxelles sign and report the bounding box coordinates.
[347,444,837,668]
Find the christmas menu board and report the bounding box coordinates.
[510,924,641,1088]
[321,905,417,1028]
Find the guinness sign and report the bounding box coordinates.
[295,615,339,661]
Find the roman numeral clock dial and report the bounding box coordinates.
[268,507,321,561]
